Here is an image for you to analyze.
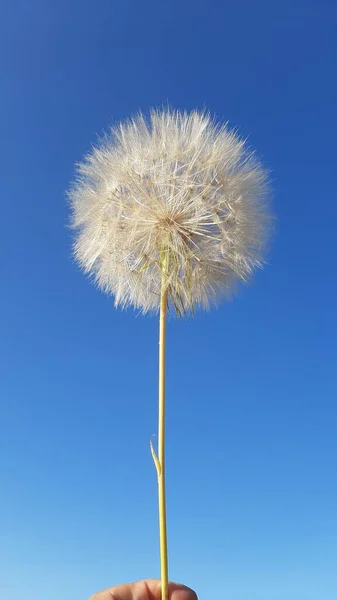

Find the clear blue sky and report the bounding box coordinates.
[1,1,336,599]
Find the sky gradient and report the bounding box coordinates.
[1,1,337,599]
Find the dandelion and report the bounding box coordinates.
[68,109,271,599]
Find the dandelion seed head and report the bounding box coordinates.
[69,109,271,314]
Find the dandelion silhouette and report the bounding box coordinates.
[69,109,271,600]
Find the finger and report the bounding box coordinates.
[90,579,198,600]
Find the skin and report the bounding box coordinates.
[90,580,198,600]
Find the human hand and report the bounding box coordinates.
[90,579,197,600]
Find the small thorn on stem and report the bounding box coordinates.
[150,435,161,477]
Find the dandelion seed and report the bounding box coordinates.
[69,109,271,315]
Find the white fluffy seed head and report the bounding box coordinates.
[68,109,271,315]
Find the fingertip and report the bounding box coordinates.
[169,583,198,600]
[89,592,114,600]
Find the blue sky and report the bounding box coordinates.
[1,1,337,599]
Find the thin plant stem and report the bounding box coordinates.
[150,263,169,600]
[158,278,168,600]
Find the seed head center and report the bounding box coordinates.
[158,215,180,230]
